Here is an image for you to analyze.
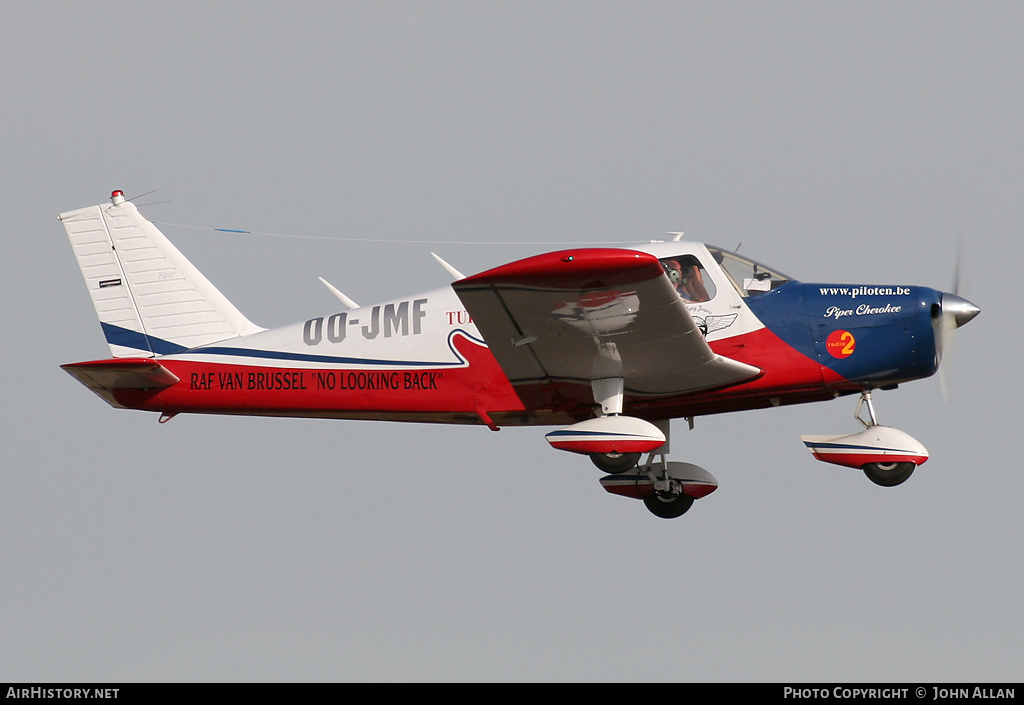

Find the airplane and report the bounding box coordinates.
[57,190,980,519]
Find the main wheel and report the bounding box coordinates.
[862,461,915,487]
[643,493,695,519]
[590,452,641,474]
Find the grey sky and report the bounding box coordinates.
[1,2,1020,681]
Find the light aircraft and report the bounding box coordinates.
[58,190,980,518]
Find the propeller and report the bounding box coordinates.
[933,237,980,400]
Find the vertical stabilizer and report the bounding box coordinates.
[59,191,264,358]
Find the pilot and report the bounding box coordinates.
[664,256,711,302]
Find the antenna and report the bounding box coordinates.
[430,252,466,280]
[318,278,359,309]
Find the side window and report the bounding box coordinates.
[661,256,717,303]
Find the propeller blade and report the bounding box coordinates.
[938,307,956,402]
[934,230,978,401]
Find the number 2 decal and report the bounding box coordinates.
[826,329,856,359]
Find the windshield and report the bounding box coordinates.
[706,246,791,297]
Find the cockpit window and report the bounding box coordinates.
[706,246,790,297]
[660,255,717,303]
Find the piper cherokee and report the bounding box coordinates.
[58,191,980,519]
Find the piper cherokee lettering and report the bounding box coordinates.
[57,190,980,520]
[824,303,903,320]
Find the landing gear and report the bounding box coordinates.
[854,391,879,429]
[862,461,915,487]
[801,391,929,487]
[640,450,707,518]
[597,429,720,519]
[853,393,922,487]
[643,492,694,519]
[633,455,712,518]
[589,451,640,473]
[555,380,715,518]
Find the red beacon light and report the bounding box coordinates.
[110,190,125,205]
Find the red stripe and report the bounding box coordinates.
[811,452,928,468]
[548,438,666,455]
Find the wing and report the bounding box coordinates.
[452,248,762,412]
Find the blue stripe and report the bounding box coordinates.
[546,430,652,439]
[193,346,464,367]
[101,322,449,365]
[101,323,188,355]
[803,441,912,453]
[100,323,486,368]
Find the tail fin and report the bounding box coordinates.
[59,191,264,358]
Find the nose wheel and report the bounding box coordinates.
[801,391,928,488]
[855,393,917,487]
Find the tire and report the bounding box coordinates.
[862,461,915,487]
[643,493,695,519]
[590,452,641,474]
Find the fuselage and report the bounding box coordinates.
[97,242,948,428]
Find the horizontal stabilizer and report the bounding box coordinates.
[61,359,180,408]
